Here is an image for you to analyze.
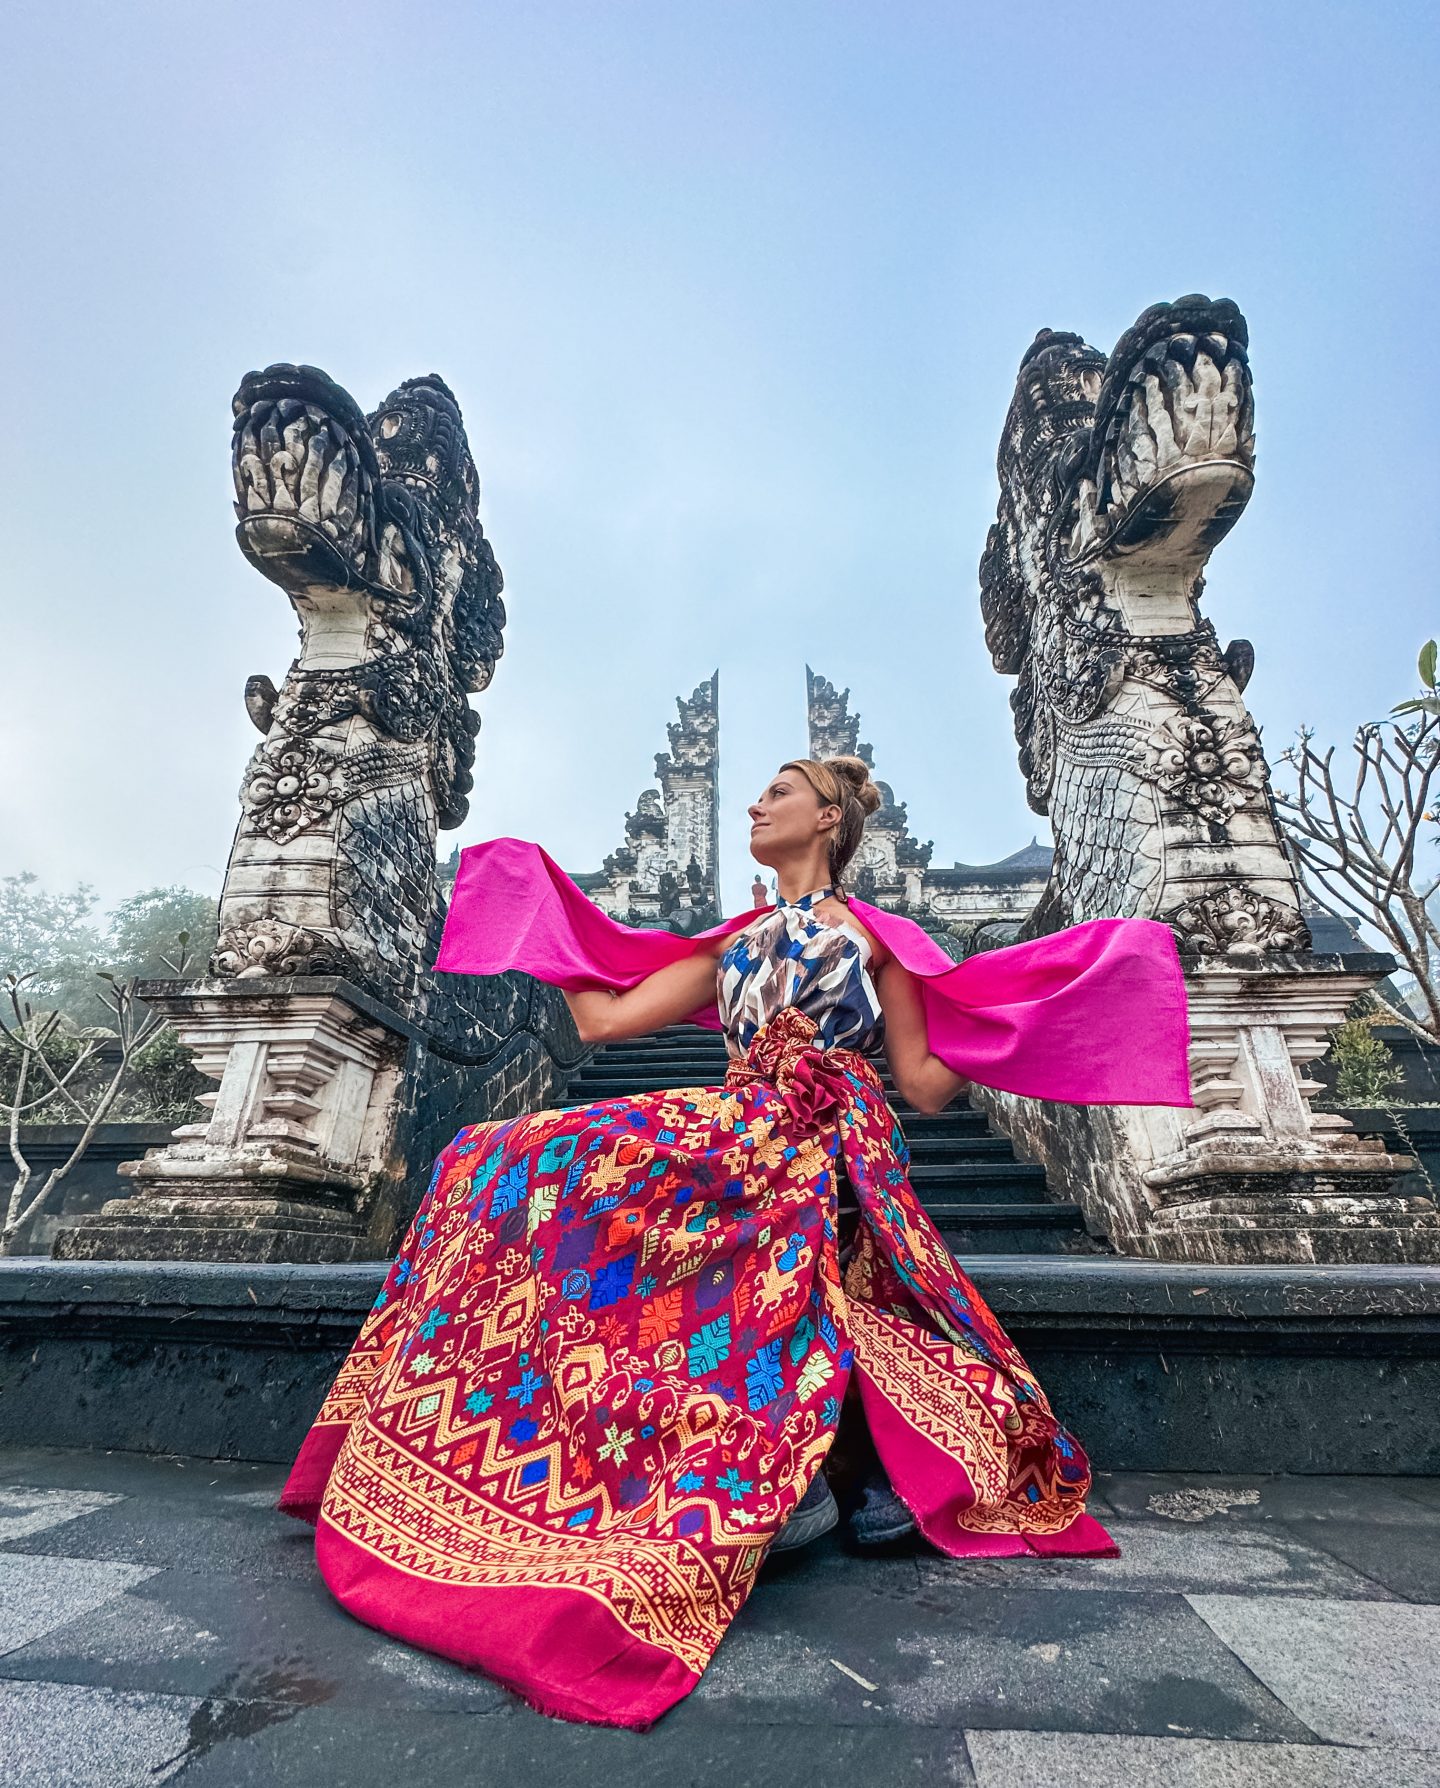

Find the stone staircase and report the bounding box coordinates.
[564,1025,1098,1254]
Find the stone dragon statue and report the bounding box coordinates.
[56,365,583,1264]
[979,295,1310,957]
[216,364,505,1006]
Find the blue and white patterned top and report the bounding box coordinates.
[717,886,885,1059]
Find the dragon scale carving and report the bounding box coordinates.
[979,295,1307,956]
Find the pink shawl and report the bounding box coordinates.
[434,837,1193,1107]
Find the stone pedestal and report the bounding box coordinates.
[54,978,416,1264]
[976,952,1440,1265]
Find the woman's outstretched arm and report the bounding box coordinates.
[563,943,726,1045]
[877,958,970,1115]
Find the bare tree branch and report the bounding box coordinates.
[1277,714,1440,1044]
[0,939,191,1253]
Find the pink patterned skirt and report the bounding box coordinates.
[280,1006,1115,1728]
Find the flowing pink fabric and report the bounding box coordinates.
[434,837,1192,1107]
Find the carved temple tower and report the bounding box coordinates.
[805,667,1050,949]
[574,675,722,933]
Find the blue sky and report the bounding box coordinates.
[3,1,1436,917]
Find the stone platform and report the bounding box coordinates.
[3,1258,1439,1473]
[0,1446,1436,1785]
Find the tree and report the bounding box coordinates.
[0,874,104,1021]
[0,876,218,1251]
[0,878,219,1025]
[1393,638,1440,720]
[1,937,192,1253]
[106,887,219,981]
[1276,643,1440,1041]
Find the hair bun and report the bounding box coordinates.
[825,755,882,817]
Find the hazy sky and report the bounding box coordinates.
[3,1,1436,918]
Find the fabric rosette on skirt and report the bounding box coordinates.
[729,1006,863,1132]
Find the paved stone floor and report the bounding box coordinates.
[0,1449,1437,1786]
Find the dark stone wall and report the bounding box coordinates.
[1343,1105,1440,1194]
[3,1259,1436,1474]
[369,967,588,1251]
[1,1125,175,1256]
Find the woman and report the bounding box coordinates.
[280,755,1190,1730]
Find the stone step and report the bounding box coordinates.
[927,1210,1089,1254]
[904,1133,1016,1162]
[894,1104,990,1126]
[568,1058,729,1072]
[12,1257,1438,1472]
[906,1159,1049,1191]
[908,1172,1058,1201]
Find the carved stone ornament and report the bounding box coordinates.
[210,920,351,979]
[241,736,345,843]
[1169,884,1311,957]
[1148,713,1265,827]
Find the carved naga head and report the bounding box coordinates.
[981,296,1259,814]
[230,364,504,827]
[983,295,1255,615]
[977,298,1308,954]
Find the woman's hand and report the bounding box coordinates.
[563,942,727,1045]
[876,958,970,1115]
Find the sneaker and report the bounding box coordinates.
[847,1471,917,1548]
[770,1471,840,1553]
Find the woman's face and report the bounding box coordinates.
[747,768,840,868]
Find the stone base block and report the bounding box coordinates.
[53,976,413,1266]
[4,1257,1437,1472]
[53,1195,380,1265]
[1130,1199,1440,1266]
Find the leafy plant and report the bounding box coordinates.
[1329,1013,1404,1107]
[1393,639,1440,719]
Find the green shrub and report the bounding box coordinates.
[1331,1016,1404,1107]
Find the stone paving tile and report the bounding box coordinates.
[0,1553,157,1657]
[5,1450,1440,1781]
[684,1577,1315,1739]
[0,1448,283,1501]
[965,1730,1440,1787]
[0,1485,320,1584]
[1277,1519,1440,1603]
[1098,1472,1440,1528]
[0,1485,123,1543]
[1389,1478,1440,1515]
[167,1703,978,1786]
[0,1565,508,1712]
[0,1678,203,1787]
[1189,1595,1440,1751]
[756,1528,925,1595]
[915,1517,1395,1602]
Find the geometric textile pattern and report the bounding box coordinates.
[280,1006,1111,1729]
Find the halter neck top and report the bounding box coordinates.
[716,886,885,1059]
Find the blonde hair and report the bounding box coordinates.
[779,755,883,897]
